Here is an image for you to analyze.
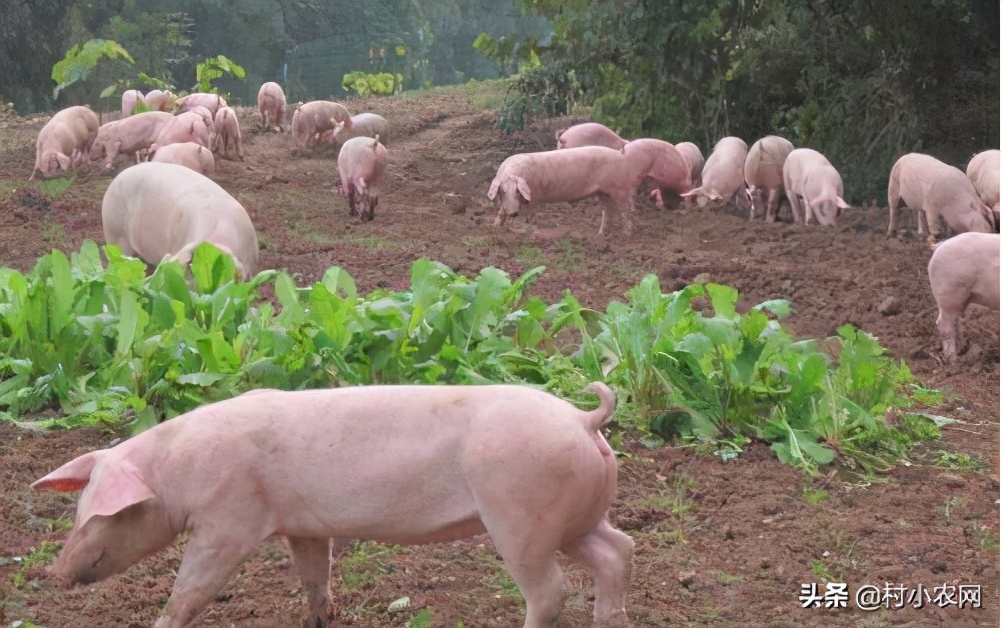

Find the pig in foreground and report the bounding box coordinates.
[90,111,174,168]
[292,100,353,148]
[325,112,390,147]
[101,162,258,278]
[966,149,1000,221]
[30,105,99,180]
[257,81,287,131]
[680,136,748,208]
[149,142,215,175]
[887,153,995,240]
[744,135,794,222]
[624,139,693,208]
[927,232,1000,359]
[32,383,632,628]
[555,122,628,150]
[121,89,144,117]
[174,92,227,116]
[488,145,657,236]
[213,106,244,160]
[337,135,388,221]
[782,148,849,226]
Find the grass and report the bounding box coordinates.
[942,496,971,522]
[803,487,830,505]
[336,234,397,251]
[10,540,61,588]
[934,450,982,471]
[476,551,522,601]
[38,175,74,197]
[806,523,858,583]
[338,540,403,593]
[965,522,999,553]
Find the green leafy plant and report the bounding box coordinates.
[934,451,982,471]
[52,39,135,99]
[10,541,61,588]
[193,55,246,93]
[342,71,401,96]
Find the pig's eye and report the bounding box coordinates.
[91,549,106,570]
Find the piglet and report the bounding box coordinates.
[101,161,258,278]
[556,122,628,150]
[30,105,99,180]
[32,383,632,628]
[337,135,388,221]
[257,81,287,132]
[213,106,244,160]
[927,232,1000,359]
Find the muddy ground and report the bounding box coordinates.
[0,85,998,627]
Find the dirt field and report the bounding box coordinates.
[0,85,998,627]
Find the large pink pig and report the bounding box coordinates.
[488,145,657,236]
[120,89,143,117]
[257,81,287,131]
[622,139,692,208]
[101,162,258,278]
[555,122,628,150]
[174,92,227,117]
[325,112,390,147]
[744,135,794,221]
[292,100,353,148]
[89,111,174,168]
[149,142,215,175]
[966,149,999,221]
[30,105,99,180]
[927,232,1000,359]
[32,383,631,628]
[213,106,244,160]
[782,148,849,226]
[675,142,704,187]
[680,136,748,207]
[887,153,994,240]
[143,89,175,112]
[338,135,388,221]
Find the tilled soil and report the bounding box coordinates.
[0,88,998,627]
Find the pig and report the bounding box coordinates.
[257,81,287,132]
[32,382,632,628]
[555,122,628,150]
[212,106,244,160]
[153,112,211,151]
[325,112,390,147]
[174,92,227,117]
[30,105,99,180]
[680,136,748,208]
[675,142,704,187]
[488,145,657,236]
[143,89,175,112]
[149,142,215,175]
[887,153,995,241]
[927,232,1000,359]
[782,148,850,226]
[89,111,174,168]
[622,139,692,208]
[292,100,353,148]
[121,89,144,117]
[337,135,388,221]
[966,149,1000,221]
[101,162,258,278]
[744,135,795,221]
[186,105,215,140]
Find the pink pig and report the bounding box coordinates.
[212,106,244,160]
[90,111,175,168]
[680,136,748,208]
[966,149,1000,222]
[30,105,99,180]
[32,383,632,628]
[782,148,849,226]
[488,145,657,236]
[149,142,215,175]
[744,135,794,222]
[257,81,287,132]
[174,92,227,117]
[555,122,629,150]
[153,112,211,151]
[121,89,143,117]
[622,139,693,208]
[927,232,1000,359]
[675,142,704,187]
[292,100,353,148]
[337,135,388,221]
[143,89,175,112]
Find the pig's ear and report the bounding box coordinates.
[515,177,532,202]
[836,197,850,209]
[79,460,157,524]
[32,452,100,492]
[55,153,72,170]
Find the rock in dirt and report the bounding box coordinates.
[877,296,900,316]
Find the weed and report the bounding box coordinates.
[934,451,982,471]
[943,496,971,522]
[476,551,522,600]
[908,383,944,406]
[40,220,65,244]
[10,540,61,588]
[965,523,999,553]
[713,571,742,584]
[337,541,402,592]
[803,487,830,505]
[809,560,833,581]
[806,523,857,583]
[38,175,75,197]
[337,235,395,251]
[516,245,546,267]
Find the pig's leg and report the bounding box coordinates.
[154,532,262,628]
[562,518,634,628]
[347,188,358,217]
[937,309,960,359]
[787,191,802,224]
[494,542,565,627]
[765,189,780,222]
[366,194,378,221]
[287,536,334,627]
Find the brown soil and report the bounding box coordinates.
[0,88,998,627]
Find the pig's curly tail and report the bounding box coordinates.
[581,382,617,431]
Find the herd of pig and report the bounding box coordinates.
[20,89,1001,628]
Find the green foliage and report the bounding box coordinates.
[194,55,246,94]
[0,244,936,475]
[342,71,401,97]
[496,62,579,133]
[10,540,61,589]
[52,38,134,99]
[473,32,541,77]
[934,451,982,471]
